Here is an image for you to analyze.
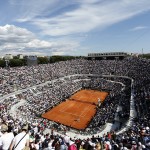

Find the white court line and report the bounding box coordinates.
[80,105,91,118]
[59,104,69,113]
[59,95,97,121]
[59,102,82,117]
[81,106,95,117]
[59,110,80,117]
[59,105,94,122]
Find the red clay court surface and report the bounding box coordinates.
[42,89,108,130]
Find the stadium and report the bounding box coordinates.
[1,0,150,149]
[0,55,150,149]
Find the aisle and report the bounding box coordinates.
[9,99,26,118]
[44,122,120,140]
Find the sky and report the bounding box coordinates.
[0,0,150,56]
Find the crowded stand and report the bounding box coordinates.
[0,57,150,150]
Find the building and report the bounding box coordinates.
[4,54,13,60]
[17,54,24,59]
[26,55,38,66]
[88,52,128,60]
[0,56,3,60]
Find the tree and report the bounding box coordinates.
[13,56,19,59]
[139,53,150,59]
[38,57,49,64]
[9,59,24,67]
[49,55,76,63]
[0,60,5,67]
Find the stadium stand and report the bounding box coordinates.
[0,57,150,149]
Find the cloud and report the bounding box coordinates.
[0,24,79,55]
[0,24,35,44]
[1,0,150,55]
[51,51,66,56]
[130,26,148,31]
[14,0,69,23]
[14,0,150,36]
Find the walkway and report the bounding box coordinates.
[9,99,26,118]
[44,122,120,139]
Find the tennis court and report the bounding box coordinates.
[42,89,108,129]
